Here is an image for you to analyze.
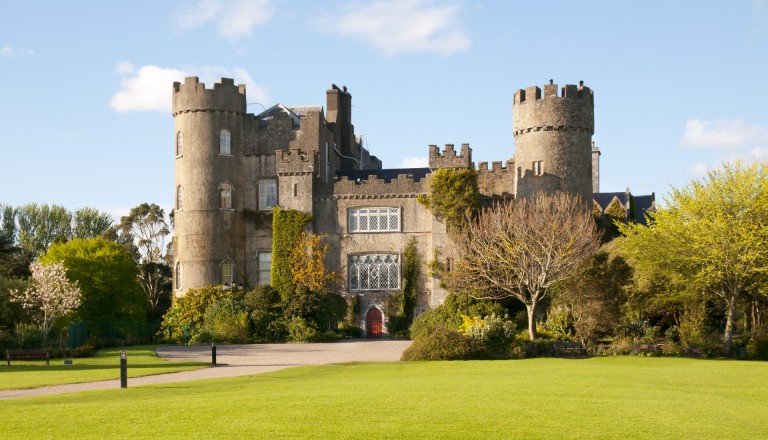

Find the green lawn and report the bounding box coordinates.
[1,356,766,439]
[0,346,207,390]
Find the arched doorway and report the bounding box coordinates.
[366,307,383,338]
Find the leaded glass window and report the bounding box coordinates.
[349,254,400,291]
[219,129,231,155]
[348,207,400,233]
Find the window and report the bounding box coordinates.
[175,262,182,290]
[219,129,231,155]
[349,254,400,291]
[176,185,184,210]
[533,160,544,176]
[348,207,400,232]
[258,252,272,286]
[220,183,232,209]
[259,179,277,210]
[176,131,183,156]
[221,260,234,285]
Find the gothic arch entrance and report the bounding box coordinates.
[366,307,383,338]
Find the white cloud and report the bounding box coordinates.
[320,0,470,56]
[109,62,270,113]
[680,118,768,149]
[175,0,274,40]
[110,65,187,112]
[114,60,135,74]
[400,156,429,168]
[0,45,34,57]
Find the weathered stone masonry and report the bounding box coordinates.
[172,77,654,336]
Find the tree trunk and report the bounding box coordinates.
[723,296,738,356]
[526,303,538,340]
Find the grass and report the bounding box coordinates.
[0,345,207,390]
[1,356,767,439]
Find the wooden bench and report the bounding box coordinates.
[6,348,50,366]
[552,342,587,358]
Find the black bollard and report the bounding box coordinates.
[212,342,217,366]
[120,351,127,388]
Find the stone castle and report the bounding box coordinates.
[172,77,654,337]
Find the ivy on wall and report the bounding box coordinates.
[417,168,480,230]
[271,206,312,291]
[400,237,420,322]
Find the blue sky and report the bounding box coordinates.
[1,0,767,220]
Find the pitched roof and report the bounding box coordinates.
[593,192,629,211]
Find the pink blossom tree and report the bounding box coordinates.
[10,261,82,339]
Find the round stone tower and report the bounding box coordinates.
[512,80,594,202]
[172,77,247,293]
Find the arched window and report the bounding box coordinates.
[175,262,182,290]
[220,183,232,209]
[221,259,234,285]
[176,185,183,210]
[176,131,183,156]
[219,129,231,155]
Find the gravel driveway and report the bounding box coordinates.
[0,340,411,400]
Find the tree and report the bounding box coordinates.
[118,203,170,264]
[553,251,634,346]
[41,238,146,331]
[16,203,73,256]
[73,207,113,239]
[618,161,768,355]
[9,261,82,339]
[139,262,173,321]
[450,191,601,340]
[289,231,339,292]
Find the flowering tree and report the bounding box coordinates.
[10,261,82,338]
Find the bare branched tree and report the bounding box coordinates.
[449,191,601,340]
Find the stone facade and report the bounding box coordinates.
[172,77,653,337]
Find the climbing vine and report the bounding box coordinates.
[271,206,312,291]
[417,168,480,231]
[400,237,420,321]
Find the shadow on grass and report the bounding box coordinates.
[2,362,207,373]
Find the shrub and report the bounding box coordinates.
[337,322,364,338]
[401,327,485,361]
[286,316,320,343]
[410,294,505,340]
[200,299,249,343]
[461,314,516,347]
[746,337,768,360]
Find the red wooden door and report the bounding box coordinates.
[366,307,383,338]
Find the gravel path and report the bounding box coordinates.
[0,340,411,400]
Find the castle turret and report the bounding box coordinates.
[172,77,247,293]
[512,80,594,202]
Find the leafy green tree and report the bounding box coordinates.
[618,161,768,355]
[41,238,146,332]
[417,168,480,230]
[16,203,72,256]
[160,285,232,342]
[118,203,170,264]
[118,203,173,320]
[73,207,113,240]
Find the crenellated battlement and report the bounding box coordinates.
[428,143,472,169]
[513,79,593,104]
[276,148,317,175]
[477,159,515,174]
[172,77,247,116]
[332,173,427,198]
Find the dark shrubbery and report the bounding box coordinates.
[401,327,485,361]
[747,337,768,360]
